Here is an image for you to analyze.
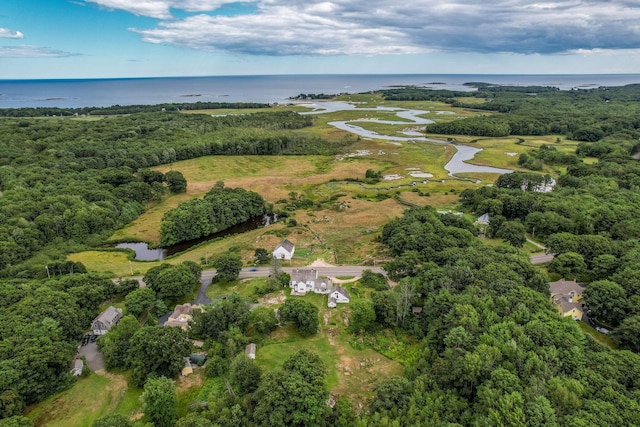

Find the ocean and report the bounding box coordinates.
[1,74,639,108]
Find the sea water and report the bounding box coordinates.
[1,74,639,108]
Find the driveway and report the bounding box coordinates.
[78,340,105,372]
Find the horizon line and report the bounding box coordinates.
[2,72,640,82]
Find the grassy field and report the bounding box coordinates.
[25,373,138,427]
[71,96,577,277]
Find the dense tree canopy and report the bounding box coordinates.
[0,109,335,277]
[129,326,191,386]
[0,274,113,407]
[143,263,200,303]
[279,299,319,337]
[160,186,266,246]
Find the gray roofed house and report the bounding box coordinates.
[164,303,201,331]
[273,239,295,260]
[92,306,123,336]
[549,279,585,321]
[290,269,332,295]
[328,286,350,308]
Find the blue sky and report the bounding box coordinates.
[1,0,640,79]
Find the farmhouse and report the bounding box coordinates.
[328,286,350,308]
[92,306,123,336]
[273,239,295,260]
[549,278,585,321]
[290,269,332,295]
[164,303,202,331]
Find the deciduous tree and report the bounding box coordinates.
[142,376,177,427]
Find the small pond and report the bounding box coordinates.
[116,214,277,261]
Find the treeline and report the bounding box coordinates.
[160,186,266,246]
[290,93,336,100]
[0,101,270,117]
[0,110,339,278]
[518,144,579,171]
[383,85,640,142]
[0,274,120,416]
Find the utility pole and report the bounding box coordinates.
[45,265,50,279]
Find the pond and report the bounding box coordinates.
[116,214,277,261]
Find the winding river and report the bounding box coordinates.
[301,101,512,176]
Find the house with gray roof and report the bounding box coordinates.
[549,278,585,320]
[328,286,350,308]
[92,306,123,335]
[290,269,333,295]
[273,239,295,260]
[164,303,202,331]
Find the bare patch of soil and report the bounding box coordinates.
[258,291,286,306]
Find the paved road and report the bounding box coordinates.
[530,254,554,264]
[195,266,385,304]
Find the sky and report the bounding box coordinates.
[1,0,640,79]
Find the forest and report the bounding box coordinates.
[2,84,640,426]
[159,185,266,246]
[0,102,270,117]
[0,110,337,278]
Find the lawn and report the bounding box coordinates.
[25,373,137,427]
[256,290,405,405]
[578,322,618,349]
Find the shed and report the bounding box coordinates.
[245,343,257,359]
[476,213,490,225]
[70,358,84,376]
[189,353,207,366]
[182,358,193,377]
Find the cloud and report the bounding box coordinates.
[83,0,246,19]
[98,0,640,56]
[0,28,24,39]
[0,46,81,58]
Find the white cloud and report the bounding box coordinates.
[0,46,80,58]
[92,0,640,56]
[83,0,248,19]
[0,28,24,39]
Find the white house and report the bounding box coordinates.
[92,306,123,336]
[290,269,333,295]
[328,286,350,308]
[273,239,295,260]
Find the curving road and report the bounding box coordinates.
[126,256,553,306]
